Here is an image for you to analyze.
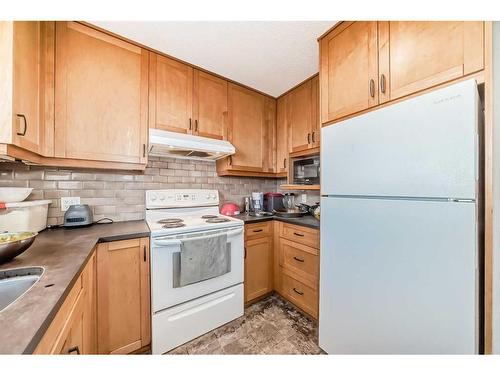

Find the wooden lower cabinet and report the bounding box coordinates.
[244,222,273,303]
[276,222,320,319]
[34,237,150,355]
[96,238,151,354]
[35,251,96,354]
[245,220,320,319]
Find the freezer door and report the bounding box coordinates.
[321,79,479,199]
[319,197,478,354]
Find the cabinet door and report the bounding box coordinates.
[58,303,85,355]
[289,79,312,153]
[150,54,194,134]
[226,83,266,172]
[244,236,273,302]
[55,22,148,164]
[320,21,378,124]
[388,21,484,100]
[276,94,289,173]
[97,238,150,354]
[11,21,43,154]
[193,70,227,139]
[310,75,320,147]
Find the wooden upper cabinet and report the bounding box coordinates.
[225,83,267,172]
[0,21,53,156]
[289,79,313,153]
[193,70,227,139]
[320,21,379,124]
[149,54,193,134]
[310,75,320,147]
[388,21,484,100]
[97,238,150,354]
[276,94,289,174]
[54,22,148,164]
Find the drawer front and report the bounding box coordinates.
[281,239,319,282]
[245,221,272,240]
[280,223,319,249]
[281,272,318,319]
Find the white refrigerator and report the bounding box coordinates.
[319,79,482,354]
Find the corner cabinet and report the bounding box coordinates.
[320,21,485,125]
[96,238,151,354]
[54,22,149,165]
[217,84,276,176]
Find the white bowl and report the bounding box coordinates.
[0,188,33,203]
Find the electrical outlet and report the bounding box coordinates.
[61,197,80,211]
[301,194,307,203]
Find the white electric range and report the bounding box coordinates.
[146,189,244,354]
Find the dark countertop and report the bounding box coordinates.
[0,220,150,354]
[235,213,320,229]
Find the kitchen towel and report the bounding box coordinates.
[178,233,230,287]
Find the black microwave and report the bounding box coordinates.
[291,155,320,185]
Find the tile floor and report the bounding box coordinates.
[167,293,324,355]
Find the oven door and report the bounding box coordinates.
[151,225,244,313]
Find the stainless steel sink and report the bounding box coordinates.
[0,267,44,312]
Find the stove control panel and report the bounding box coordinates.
[146,189,219,208]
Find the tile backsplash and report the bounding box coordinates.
[0,157,279,226]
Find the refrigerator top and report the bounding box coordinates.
[320,79,480,200]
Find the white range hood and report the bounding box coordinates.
[148,128,235,161]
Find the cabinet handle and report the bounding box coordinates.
[253,229,263,233]
[293,232,304,237]
[293,256,305,263]
[189,118,192,130]
[143,144,146,157]
[380,74,386,94]
[16,114,27,136]
[312,131,316,143]
[68,346,80,355]
[244,247,247,259]
[307,133,311,144]
[283,158,287,169]
[369,79,375,98]
[143,245,147,262]
[195,119,198,132]
[293,288,304,296]
[228,155,232,166]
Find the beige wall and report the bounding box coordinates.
[0,156,278,225]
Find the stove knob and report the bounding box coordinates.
[150,194,157,201]
[206,194,210,199]
[211,194,217,200]
[159,195,165,201]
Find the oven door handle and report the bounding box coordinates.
[154,239,183,247]
[154,227,243,247]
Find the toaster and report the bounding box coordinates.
[63,204,93,228]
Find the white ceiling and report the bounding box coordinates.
[91,21,334,97]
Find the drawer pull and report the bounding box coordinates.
[68,346,80,355]
[293,232,304,237]
[253,229,263,233]
[293,288,304,296]
[293,256,305,263]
